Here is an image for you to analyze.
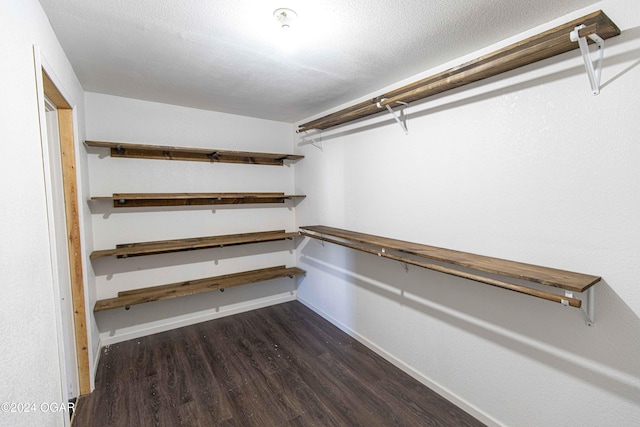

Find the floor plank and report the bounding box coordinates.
[74,301,485,426]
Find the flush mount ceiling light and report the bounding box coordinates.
[273,8,297,29]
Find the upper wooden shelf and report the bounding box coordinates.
[297,10,620,133]
[94,265,305,312]
[91,192,306,208]
[300,225,601,308]
[85,140,304,166]
[91,230,299,259]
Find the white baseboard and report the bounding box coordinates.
[91,340,101,392]
[296,296,503,427]
[98,292,296,347]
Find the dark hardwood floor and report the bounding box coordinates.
[74,301,485,426]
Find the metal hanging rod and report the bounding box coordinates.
[296,10,619,134]
[301,231,584,309]
[300,225,601,325]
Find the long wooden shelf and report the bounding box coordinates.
[297,10,620,133]
[85,141,304,166]
[91,230,299,259]
[300,225,601,308]
[94,265,305,312]
[91,192,306,208]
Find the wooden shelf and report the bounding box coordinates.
[85,140,304,166]
[94,266,305,312]
[91,192,306,208]
[300,225,601,308]
[91,230,299,259]
[297,10,620,133]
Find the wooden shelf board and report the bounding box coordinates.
[298,10,620,132]
[300,225,600,293]
[91,192,306,207]
[91,230,300,259]
[85,140,303,166]
[94,266,305,312]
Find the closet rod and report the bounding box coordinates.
[297,10,619,133]
[300,231,582,308]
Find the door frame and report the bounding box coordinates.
[43,95,79,400]
[34,46,92,396]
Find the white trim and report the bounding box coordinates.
[44,97,56,113]
[296,295,504,427]
[99,292,297,346]
[92,338,102,381]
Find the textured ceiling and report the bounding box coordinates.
[39,0,596,122]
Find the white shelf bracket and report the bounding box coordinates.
[565,288,595,326]
[570,24,605,95]
[302,130,323,151]
[581,286,595,326]
[377,99,409,134]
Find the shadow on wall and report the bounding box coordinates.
[91,239,301,338]
[91,239,300,276]
[94,277,299,338]
[300,239,640,406]
[298,27,640,145]
[88,199,300,217]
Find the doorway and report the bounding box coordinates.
[44,97,79,399]
[37,64,91,397]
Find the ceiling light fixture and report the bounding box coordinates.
[273,8,297,29]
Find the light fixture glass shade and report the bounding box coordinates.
[273,8,297,28]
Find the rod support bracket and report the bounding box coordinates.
[377,99,409,134]
[301,130,323,151]
[561,290,574,307]
[581,286,595,326]
[570,24,605,95]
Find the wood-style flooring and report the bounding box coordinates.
[74,301,485,426]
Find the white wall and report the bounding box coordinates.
[5,1,637,425]
[84,93,301,345]
[0,0,89,426]
[295,2,640,426]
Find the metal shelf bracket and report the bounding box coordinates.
[377,99,409,134]
[581,286,595,326]
[302,130,323,151]
[570,24,605,95]
[564,287,595,326]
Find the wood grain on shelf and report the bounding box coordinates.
[300,225,600,294]
[91,192,306,207]
[85,140,303,166]
[93,266,305,312]
[91,230,299,258]
[300,231,582,307]
[298,10,620,132]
